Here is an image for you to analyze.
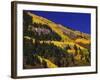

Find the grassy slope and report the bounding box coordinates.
[28,12,90,44]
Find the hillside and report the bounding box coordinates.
[23,11,91,69]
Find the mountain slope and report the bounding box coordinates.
[27,12,72,42]
[23,11,91,69]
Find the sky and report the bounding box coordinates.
[25,10,91,34]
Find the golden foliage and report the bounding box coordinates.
[75,38,90,44]
[37,55,58,68]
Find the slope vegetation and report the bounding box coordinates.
[23,11,91,69]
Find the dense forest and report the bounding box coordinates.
[23,11,91,69]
